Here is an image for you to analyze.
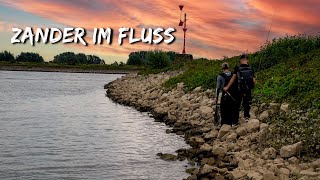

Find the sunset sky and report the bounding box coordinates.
[0,0,319,63]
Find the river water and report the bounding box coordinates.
[0,71,189,180]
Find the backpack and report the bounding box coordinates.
[220,72,235,102]
[220,72,232,88]
[236,65,254,92]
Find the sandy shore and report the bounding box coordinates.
[105,72,320,180]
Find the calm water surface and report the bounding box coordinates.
[0,71,189,180]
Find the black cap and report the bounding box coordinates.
[222,62,229,69]
[240,54,248,60]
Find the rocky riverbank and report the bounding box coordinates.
[105,72,320,180]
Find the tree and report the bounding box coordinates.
[127,53,142,65]
[87,55,104,64]
[16,52,44,62]
[145,50,170,69]
[0,51,14,61]
[76,53,88,64]
[111,61,119,66]
[53,52,77,64]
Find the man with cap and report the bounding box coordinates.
[223,54,256,120]
[215,62,239,126]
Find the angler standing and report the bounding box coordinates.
[214,62,239,126]
[224,54,256,120]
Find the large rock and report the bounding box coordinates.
[199,106,213,117]
[263,172,276,180]
[259,110,269,122]
[189,137,205,147]
[157,153,177,161]
[200,143,212,152]
[311,158,320,168]
[226,132,238,142]
[280,103,289,113]
[199,164,214,175]
[229,170,247,179]
[236,126,247,136]
[193,86,202,93]
[261,147,277,160]
[288,156,300,164]
[244,119,260,133]
[280,141,303,158]
[217,124,231,139]
[212,146,227,157]
[279,168,290,176]
[299,169,320,177]
[247,171,263,180]
[204,130,218,139]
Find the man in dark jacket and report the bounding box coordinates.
[215,62,239,125]
[223,54,256,120]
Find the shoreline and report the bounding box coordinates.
[0,65,138,74]
[105,72,320,179]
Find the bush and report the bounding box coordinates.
[0,51,15,61]
[16,52,44,62]
[145,50,171,69]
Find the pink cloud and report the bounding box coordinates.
[1,0,320,61]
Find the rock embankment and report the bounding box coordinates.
[105,72,320,180]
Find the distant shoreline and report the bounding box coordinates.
[0,65,139,74]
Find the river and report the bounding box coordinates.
[0,71,189,180]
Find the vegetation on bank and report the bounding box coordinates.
[127,50,176,69]
[0,51,144,71]
[0,61,143,71]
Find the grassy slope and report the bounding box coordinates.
[163,35,320,157]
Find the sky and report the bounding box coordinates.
[0,0,320,63]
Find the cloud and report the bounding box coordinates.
[1,0,320,61]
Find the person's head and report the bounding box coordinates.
[221,62,229,71]
[239,54,249,64]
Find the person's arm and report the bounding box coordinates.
[223,74,236,92]
[253,77,257,85]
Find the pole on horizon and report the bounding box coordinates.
[178,5,188,54]
[182,13,187,54]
